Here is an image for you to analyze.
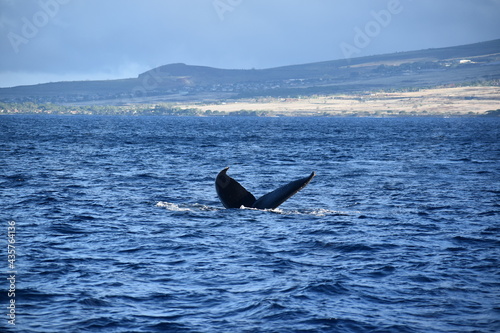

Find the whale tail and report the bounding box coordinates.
[215,167,315,209]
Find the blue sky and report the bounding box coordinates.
[1,0,499,87]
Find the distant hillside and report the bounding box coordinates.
[1,39,499,105]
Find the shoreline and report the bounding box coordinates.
[1,86,499,117]
[180,86,500,117]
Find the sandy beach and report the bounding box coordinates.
[181,86,500,116]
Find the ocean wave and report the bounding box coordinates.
[155,201,211,212]
[3,116,499,333]
[273,208,356,217]
[156,201,353,217]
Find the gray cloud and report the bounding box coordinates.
[1,0,499,87]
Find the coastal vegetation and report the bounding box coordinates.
[0,102,204,116]
[1,84,499,117]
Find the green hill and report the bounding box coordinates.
[1,39,499,105]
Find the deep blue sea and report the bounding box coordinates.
[1,115,499,333]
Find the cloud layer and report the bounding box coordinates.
[1,0,499,87]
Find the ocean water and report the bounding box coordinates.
[0,115,499,333]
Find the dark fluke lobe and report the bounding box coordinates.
[215,167,256,208]
[215,167,315,209]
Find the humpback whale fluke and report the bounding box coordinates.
[215,167,315,209]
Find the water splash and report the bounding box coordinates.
[156,201,353,217]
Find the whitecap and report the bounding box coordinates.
[155,201,192,212]
[155,201,220,212]
[257,207,355,217]
[156,201,354,217]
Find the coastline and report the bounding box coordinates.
[180,86,500,117]
[1,86,499,117]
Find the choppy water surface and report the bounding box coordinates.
[1,115,499,332]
